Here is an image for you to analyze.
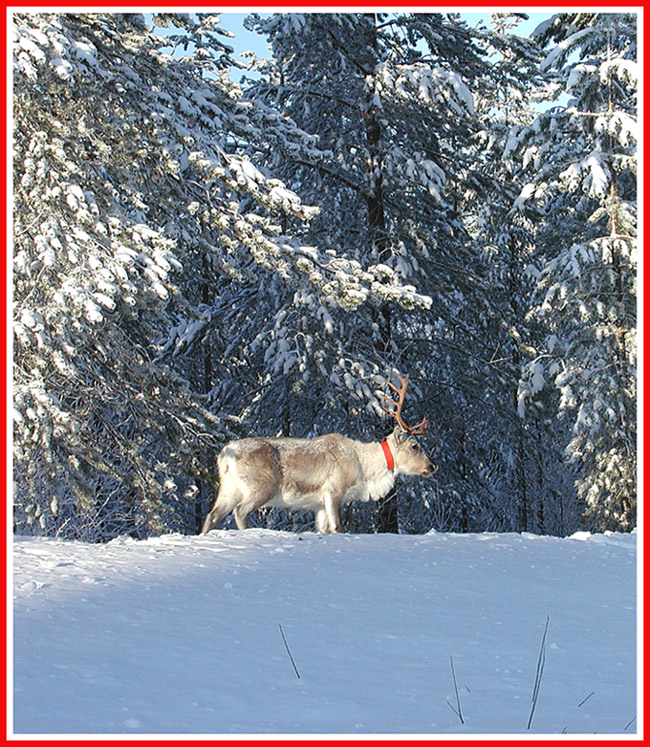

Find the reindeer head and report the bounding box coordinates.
[381,374,437,477]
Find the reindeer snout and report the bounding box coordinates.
[424,460,437,476]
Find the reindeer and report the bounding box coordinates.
[200,374,436,534]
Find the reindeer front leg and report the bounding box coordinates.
[315,509,328,532]
[322,492,343,533]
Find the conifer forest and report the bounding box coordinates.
[12,12,638,541]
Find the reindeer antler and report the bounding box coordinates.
[380,374,428,435]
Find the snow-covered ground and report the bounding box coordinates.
[12,529,638,737]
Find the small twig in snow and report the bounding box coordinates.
[448,655,464,725]
[577,691,594,707]
[527,614,550,730]
[446,699,462,722]
[278,624,301,679]
[624,716,636,732]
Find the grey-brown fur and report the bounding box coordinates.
[200,427,435,534]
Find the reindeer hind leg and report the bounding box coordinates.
[200,501,230,535]
[232,485,278,530]
[200,476,241,535]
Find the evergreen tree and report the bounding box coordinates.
[15,11,634,540]
[12,12,431,538]
[452,13,581,536]
[240,12,549,533]
[514,13,637,531]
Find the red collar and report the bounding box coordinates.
[380,441,395,471]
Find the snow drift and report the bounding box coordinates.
[12,529,637,736]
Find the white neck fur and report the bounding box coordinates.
[353,441,397,502]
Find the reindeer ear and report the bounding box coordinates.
[392,426,409,444]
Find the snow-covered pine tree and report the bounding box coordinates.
[13,12,434,539]
[453,13,581,535]
[513,12,637,531]
[13,12,225,540]
[239,12,548,533]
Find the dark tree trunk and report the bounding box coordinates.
[195,256,215,534]
[516,430,529,532]
[362,15,399,534]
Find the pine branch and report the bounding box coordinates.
[290,157,365,195]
